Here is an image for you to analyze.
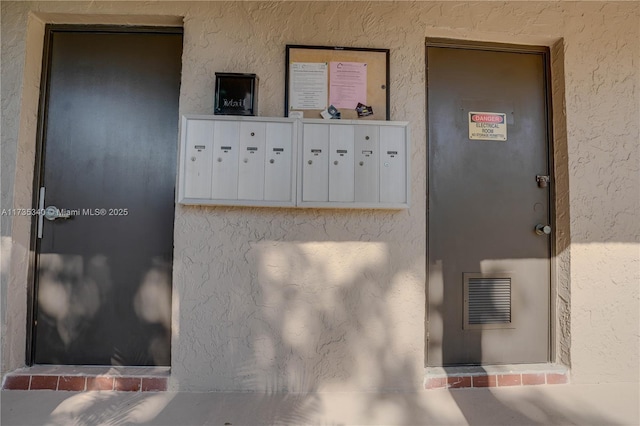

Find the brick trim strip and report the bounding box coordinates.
[2,374,167,392]
[425,371,569,390]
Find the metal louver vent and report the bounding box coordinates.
[464,273,513,330]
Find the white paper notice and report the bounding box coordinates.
[329,62,367,109]
[468,112,507,141]
[289,62,328,110]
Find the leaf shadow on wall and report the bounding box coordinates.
[236,239,430,424]
[213,238,623,425]
[34,253,171,367]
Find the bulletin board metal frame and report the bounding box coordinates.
[285,45,390,120]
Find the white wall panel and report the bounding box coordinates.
[183,119,214,199]
[264,122,294,201]
[329,125,355,202]
[354,125,379,203]
[379,126,407,204]
[211,120,240,200]
[302,123,329,202]
[238,121,266,200]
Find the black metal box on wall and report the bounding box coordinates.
[214,73,258,116]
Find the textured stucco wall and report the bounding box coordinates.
[558,2,639,384]
[1,2,46,374]
[1,0,23,368]
[1,1,638,389]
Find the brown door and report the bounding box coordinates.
[426,40,552,365]
[32,26,182,365]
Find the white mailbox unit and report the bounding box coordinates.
[298,119,410,209]
[178,116,409,209]
[178,115,297,207]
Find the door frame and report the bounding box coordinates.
[25,24,184,366]
[424,37,558,366]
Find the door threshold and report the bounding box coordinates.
[2,365,170,392]
[424,363,569,389]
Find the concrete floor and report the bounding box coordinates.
[1,382,638,425]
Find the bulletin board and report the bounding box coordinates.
[285,45,390,120]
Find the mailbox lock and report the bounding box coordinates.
[191,156,196,162]
[365,136,370,140]
[250,132,255,137]
[243,158,248,163]
[270,159,275,164]
[308,160,313,165]
[217,157,222,162]
[334,160,339,165]
[384,162,390,167]
[359,161,364,166]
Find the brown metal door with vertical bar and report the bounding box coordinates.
[32,26,182,366]
[427,40,552,365]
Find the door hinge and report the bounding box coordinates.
[37,187,45,239]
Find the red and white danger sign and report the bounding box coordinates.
[468,112,507,141]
